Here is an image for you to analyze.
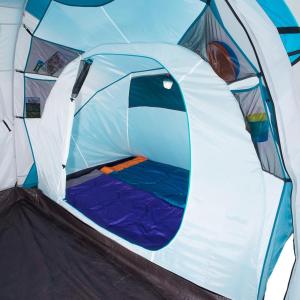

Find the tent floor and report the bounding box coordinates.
[0,188,228,300]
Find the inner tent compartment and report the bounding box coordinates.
[65,55,191,251]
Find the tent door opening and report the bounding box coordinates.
[65,61,191,251]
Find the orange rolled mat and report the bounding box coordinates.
[100,156,147,174]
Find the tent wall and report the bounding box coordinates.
[0,1,25,190]
[28,42,285,299]
[7,1,299,299]
[66,54,190,174]
[67,76,132,175]
[128,107,190,170]
[14,24,37,186]
[225,1,300,299]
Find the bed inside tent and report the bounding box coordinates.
[63,59,191,250]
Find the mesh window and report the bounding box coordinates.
[179,7,257,83]
[233,86,286,179]
[25,37,82,77]
[25,78,55,118]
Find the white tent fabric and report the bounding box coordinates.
[0,1,25,190]
[226,2,300,299]
[1,0,299,299]
[34,0,206,50]
[24,42,284,299]
[285,0,300,108]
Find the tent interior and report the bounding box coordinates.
[1,0,299,299]
[64,58,191,250]
[21,1,291,262]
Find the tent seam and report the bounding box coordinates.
[101,7,130,44]
[71,135,89,168]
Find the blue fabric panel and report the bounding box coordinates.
[26,0,51,20]
[280,33,300,54]
[257,0,298,27]
[257,0,300,62]
[129,74,186,112]
[26,0,113,18]
[55,0,113,6]
[111,160,189,208]
[66,174,184,250]
[258,182,293,299]
[23,164,38,188]
[291,53,300,65]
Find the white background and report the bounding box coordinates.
[266,236,295,299]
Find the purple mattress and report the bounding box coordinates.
[66,174,184,250]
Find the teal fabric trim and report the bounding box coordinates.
[262,86,281,145]
[55,0,113,6]
[26,0,51,20]
[23,163,38,188]
[26,0,113,19]
[230,83,259,94]
[291,53,300,65]
[280,34,300,63]
[257,181,293,299]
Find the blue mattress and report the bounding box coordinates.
[111,160,189,208]
[66,161,189,250]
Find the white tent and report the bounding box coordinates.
[0,1,300,299]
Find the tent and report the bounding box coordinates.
[0,0,299,299]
